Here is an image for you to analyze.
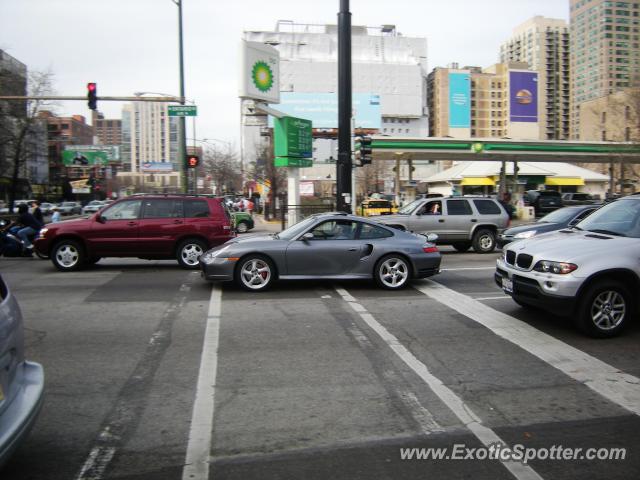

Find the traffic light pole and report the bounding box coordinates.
[175,0,188,194]
[337,0,352,213]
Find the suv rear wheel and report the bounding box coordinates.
[472,229,496,253]
[51,240,85,271]
[177,238,207,269]
[576,280,632,338]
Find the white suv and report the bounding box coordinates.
[495,195,640,337]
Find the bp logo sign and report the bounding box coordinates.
[252,61,274,93]
[240,41,279,103]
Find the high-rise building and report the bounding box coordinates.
[242,22,433,195]
[500,16,571,140]
[570,0,640,138]
[92,110,122,146]
[119,100,180,192]
[428,62,540,141]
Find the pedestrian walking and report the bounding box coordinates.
[51,206,61,223]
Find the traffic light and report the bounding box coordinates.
[355,136,373,167]
[87,83,97,110]
[187,155,200,168]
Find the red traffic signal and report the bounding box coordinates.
[187,155,200,168]
[87,83,97,110]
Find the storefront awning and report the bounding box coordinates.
[460,177,496,186]
[545,177,585,186]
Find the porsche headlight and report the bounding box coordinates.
[201,251,217,264]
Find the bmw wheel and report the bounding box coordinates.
[51,240,84,272]
[576,280,632,338]
[375,254,411,290]
[177,238,207,269]
[236,255,274,291]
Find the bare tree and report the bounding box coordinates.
[202,145,241,195]
[251,139,286,212]
[0,69,56,210]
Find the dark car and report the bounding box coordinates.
[524,190,563,216]
[497,205,599,248]
[35,194,235,271]
[200,213,441,291]
[561,192,598,205]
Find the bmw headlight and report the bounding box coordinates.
[533,260,577,275]
[514,230,537,239]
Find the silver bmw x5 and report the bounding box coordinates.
[495,195,640,337]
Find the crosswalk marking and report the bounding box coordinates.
[335,287,544,480]
[416,280,640,417]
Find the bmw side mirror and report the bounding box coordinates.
[426,233,438,243]
[301,232,314,241]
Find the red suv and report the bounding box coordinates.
[35,194,235,271]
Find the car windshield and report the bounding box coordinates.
[276,216,318,240]
[577,199,640,238]
[537,208,580,224]
[397,199,422,214]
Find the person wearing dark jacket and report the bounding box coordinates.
[31,200,44,225]
[15,203,42,252]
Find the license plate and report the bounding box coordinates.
[502,277,513,293]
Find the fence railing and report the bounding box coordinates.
[264,200,335,229]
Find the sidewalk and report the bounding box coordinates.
[253,214,282,233]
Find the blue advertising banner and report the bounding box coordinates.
[270,93,381,129]
[509,71,538,122]
[448,73,471,128]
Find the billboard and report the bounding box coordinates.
[509,71,538,123]
[271,93,382,129]
[448,73,471,128]
[62,150,109,167]
[141,162,174,173]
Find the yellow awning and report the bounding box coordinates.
[460,177,496,186]
[545,177,585,186]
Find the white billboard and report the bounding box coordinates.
[239,40,280,104]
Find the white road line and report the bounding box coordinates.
[474,296,511,301]
[334,287,543,480]
[440,267,496,271]
[416,280,640,416]
[182,285,222,480]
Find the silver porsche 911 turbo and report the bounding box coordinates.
[199,212,441,291]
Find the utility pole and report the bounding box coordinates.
[337,0,352,212]
[173,0,188,194]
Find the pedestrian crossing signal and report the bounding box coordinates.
[187,155,200,168]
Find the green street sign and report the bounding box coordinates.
[274,157,313,168]
[62,150,109,167]
[274,116,312,159]
[168,105,197,117]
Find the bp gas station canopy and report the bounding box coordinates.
[366,137,640,164]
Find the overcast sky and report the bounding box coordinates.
[1,0,568,148]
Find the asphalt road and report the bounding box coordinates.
[1,226,639,480]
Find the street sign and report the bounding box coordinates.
[168,105,197,117]
[274,116,313,159]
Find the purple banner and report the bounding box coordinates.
[509,71,538,123]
